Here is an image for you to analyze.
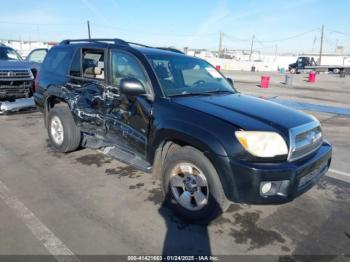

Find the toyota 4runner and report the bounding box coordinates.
[34,39,332,223]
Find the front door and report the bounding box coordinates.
[105,49,153,158]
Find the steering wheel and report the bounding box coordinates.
[192,80,206,86]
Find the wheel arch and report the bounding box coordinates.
[44,94,71,126]
[149,126,237,201]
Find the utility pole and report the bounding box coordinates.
[335,39,339,51]
[218,32,223,58]
[249,34,255,61]
[87,20,91,39]
[274,44,278,62]
[319,24,324,65]
[312,36,317,53]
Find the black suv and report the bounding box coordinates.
[34,39,332,223]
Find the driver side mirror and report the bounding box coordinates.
[120,78,146,96]
[226,77,234,87]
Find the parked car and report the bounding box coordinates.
[34,39,332,223]
[0,44,40,101]
[26,48,48,64]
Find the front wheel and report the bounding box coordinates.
[290,68,296,74]
[47,104,81,153]
[161,146,228,224]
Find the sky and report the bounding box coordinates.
[1,0,350,54]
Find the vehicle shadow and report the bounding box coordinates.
[158,192,217,256]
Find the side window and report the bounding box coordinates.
[111,51,151,92]
[41,47,73,76]
[82,49,105,80]
[27,49,47,63]
[70,49,81,77]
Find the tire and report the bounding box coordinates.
[47,104,81,153]
[290,68,296,74]
[332,68,340,74]
[161,146,229,224]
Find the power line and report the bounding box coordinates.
[92,23,217,38]
[0,20,216,38]
[329,30,350,36]
[257,28,320,43]
[223,33,251,42]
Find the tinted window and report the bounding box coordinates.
[70,49,81,77]
[111,50,151,92]
[41,47,73,76]
[27,49,47,63]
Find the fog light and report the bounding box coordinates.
[261,182,272,194]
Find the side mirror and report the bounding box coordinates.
[226,77,234,87]
[120,78,146,96]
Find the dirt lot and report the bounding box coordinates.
[0,72,349,260]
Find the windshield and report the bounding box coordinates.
[0,47,23,61]
[147,54,235,97]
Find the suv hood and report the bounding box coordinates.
[172,93,314,132]
[0,60,39,70]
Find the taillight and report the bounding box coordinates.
[34,71,40,92]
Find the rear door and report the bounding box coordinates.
[66,48,111,135]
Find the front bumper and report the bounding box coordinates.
[0,98,36,114]
[228,141,332,204]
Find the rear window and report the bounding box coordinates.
[41,47,74,76]
[70,49,81,77]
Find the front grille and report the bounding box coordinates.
[0,80,32,99]
[0,69,33,80]
[288,121,323,162]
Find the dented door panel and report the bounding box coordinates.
[105,95,152,157]
[56,80,150,158]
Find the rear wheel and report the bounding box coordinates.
[332,68,340,74]
[161,146,228,224]
[290,68,296,74]
[47,104,81,153]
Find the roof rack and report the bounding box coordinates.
[59,38,129,46]
[59,38,185,54]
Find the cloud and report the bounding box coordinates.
[185,0,231,46]
[79,0,109,24]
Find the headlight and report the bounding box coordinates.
[235,131,288,158]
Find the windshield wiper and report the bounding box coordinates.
[169,89,235,98]
[202,89,235,94]
[168,92,213,97]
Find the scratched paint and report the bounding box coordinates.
[52,82,151,164]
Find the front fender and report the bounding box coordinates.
[148,119,239,201]
[149,118,227,160]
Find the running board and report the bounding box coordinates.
[83,134,152,173]
[99,146,152,173]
